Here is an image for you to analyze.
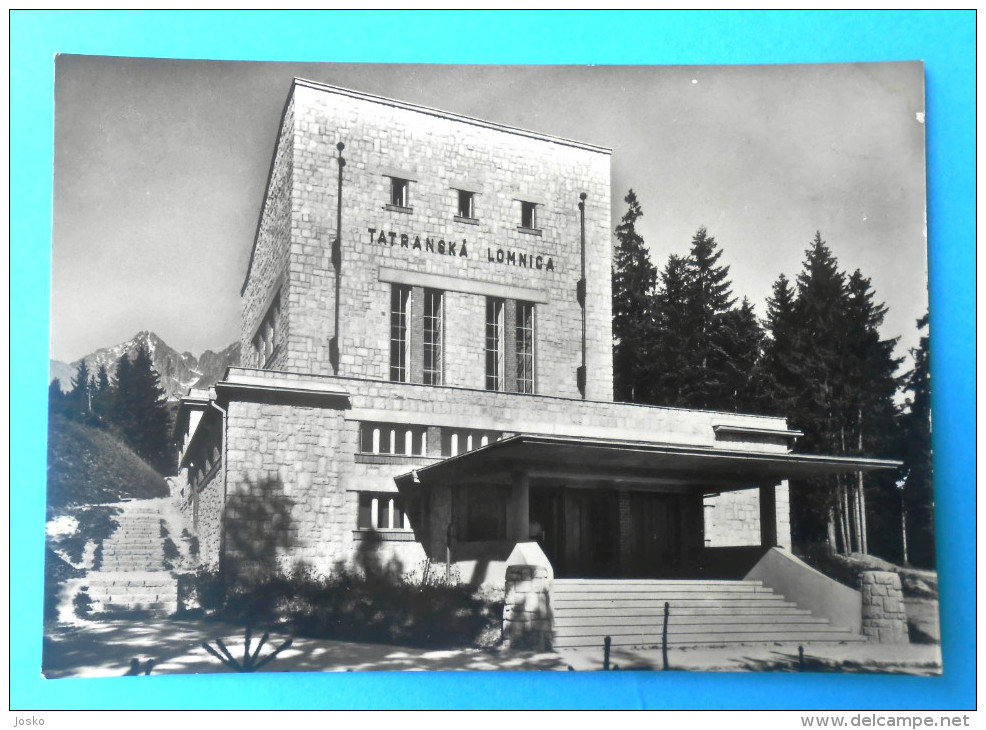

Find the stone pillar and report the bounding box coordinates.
[502,564,552,650]
[759,483,778,548]
[860,571,909,643]
[507,471,530,541]
[775,480,792,550]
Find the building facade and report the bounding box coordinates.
[172,80,893,595]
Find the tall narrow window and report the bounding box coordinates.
[423,289,444,385]
[485,297,505,391]
[516,301,535,394]
[390,285,411,382]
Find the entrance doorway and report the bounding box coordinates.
[530,488,618,577]
[530,488,684,578]
[626,492,682,577]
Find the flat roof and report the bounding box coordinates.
[395,434,902,492]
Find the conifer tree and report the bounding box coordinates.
[678,227,737,410]
[48,379,68,417]
[648,254,691,406]
[900,312,935,567]
[718,297,765,412]
[111,353,134,433]
[761,273,802,414]
[127,341,172,472]
[69,359,92,419]
[612,190,658,402]
[92,363,112,423]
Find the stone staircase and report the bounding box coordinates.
[85,500,178,616]
[551,579,865,649]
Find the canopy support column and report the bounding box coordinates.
[507,471,531,542]
[759,483,779,549]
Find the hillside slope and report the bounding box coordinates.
[46,415,169,511]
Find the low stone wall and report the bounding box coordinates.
[502,564,552,650]
[860,571,909,643]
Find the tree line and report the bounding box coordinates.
[49,340,174,474]
[612,190,935,568]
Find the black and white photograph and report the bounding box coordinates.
[42,57,940,679]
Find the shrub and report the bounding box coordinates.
[200,564,503,649]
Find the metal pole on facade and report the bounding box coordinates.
[331,141,345,374]
[576,192,587,399]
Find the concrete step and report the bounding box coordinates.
[553,630,866,648]
[551,598,797,609]
[554,614,828,628]
[100,601,178,613]
[553,582,769,595]
[549,578,864,648]
[548,604,811,616]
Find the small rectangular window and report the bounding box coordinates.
[423,289,444,386]
[390,285,411,382]
[457,190,475,219]
[516,301,535,394]
[520,201,538,230]
[485,297,505,391]
[390,177,409,208]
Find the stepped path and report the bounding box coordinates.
[551,579,866,649]
[85,498,179,617]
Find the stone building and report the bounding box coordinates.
[171,79,902,647]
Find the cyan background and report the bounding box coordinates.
[10,10,975,710]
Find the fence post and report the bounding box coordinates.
[662,601,670,671]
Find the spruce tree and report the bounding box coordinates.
[127,341,173,472]
[679,227,737,410]
[649,254,691,406]
[770,233,849,551]
[111,353,134,433]
[900,312,935,567]
[612,190,658,402]
[718,297,765,412]
[762,273,802,415]
[92,363,112,423]
[840,270,905,559]
[48,379,68,417]
[69,359,92,420]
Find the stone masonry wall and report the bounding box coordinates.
[860,571,909,643]
[703,490,762,547]
[241,96,294,371]
[223,399,348,578]
[278,81,613,401]
[196,469,225,570]
[502,564,552,650]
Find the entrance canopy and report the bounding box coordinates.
[395,434,902,492]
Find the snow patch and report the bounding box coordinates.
[46,515,79,538]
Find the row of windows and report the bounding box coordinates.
[355,488,506,543]
[390,285,536,393]
[358,422,503,457]
[357,492,410,531]
[388,177,539,231]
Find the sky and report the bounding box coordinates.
[51,58,928,366]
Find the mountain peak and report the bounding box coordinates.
[50,332,240,400]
